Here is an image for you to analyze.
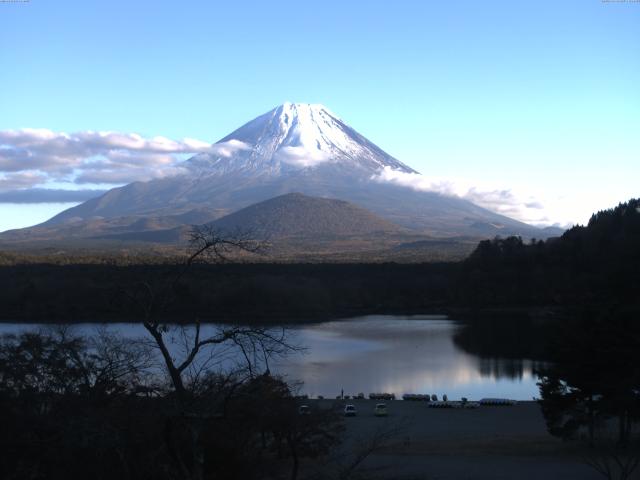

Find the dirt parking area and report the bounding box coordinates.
[309,399,603,480]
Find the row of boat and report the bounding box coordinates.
[369,393,396,400]
[401,394,517,406]
[323,393,518,404]
[429,401,480,408]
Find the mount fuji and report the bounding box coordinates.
[188,102,416,176]
[12,103,551,244]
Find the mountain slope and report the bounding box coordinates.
[0,208,219,243]
[36,102,548,239]
[211,192,402,238]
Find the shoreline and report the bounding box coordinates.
[0,305,566,324]
[304,399,602,479]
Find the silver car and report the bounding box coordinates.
[344,404,357,417]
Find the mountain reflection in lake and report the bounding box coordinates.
[0,315,541,400]
[276,316,540,400]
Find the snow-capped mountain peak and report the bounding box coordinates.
[39,103,549,241]
[187,103,417,176]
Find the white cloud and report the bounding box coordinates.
[0,129,252,190]
[0,171,48,190]
[275,145,331,168]
[372,166,557,226]
[74,165,191,185]
[210,139,252,158]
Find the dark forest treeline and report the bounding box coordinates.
[459,198,640,308]
[453,199,640,364]
[0,262,455,323]
[1,198,638,323]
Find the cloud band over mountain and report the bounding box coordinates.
[372,166,551,225]
[0,129,250,196]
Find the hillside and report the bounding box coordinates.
[0,208,220,243]
[211,192,402,238]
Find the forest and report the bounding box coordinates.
[0,199,638,324]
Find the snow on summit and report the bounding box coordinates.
[39,102,549,238]
[187,103,417,176]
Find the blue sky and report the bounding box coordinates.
[1,0,639,231]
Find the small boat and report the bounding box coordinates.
[402,393,431,402]
[428,401,454,408]
[369,392,396,400]
[479,398,517,406]
[402,394,431,401]
[428,400,481,409]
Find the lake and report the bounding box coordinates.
[0,315,542,400]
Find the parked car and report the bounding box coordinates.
[298,405,311,415]
[344,404,357,417]
[374,403,388,417]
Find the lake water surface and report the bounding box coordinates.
[0,315,541,400]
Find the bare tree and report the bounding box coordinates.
[0,328,162,480]
[116,225,300,480]
[0,326,154,398]
[118,225,296,396]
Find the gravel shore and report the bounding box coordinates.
[309,399,602,480]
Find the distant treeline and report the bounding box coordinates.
[0,262,455,323]
[453,199,640,362]
[460,198,640,308]
[1,198,638,323]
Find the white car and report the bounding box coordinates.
[374,403,388,417]
[298,405,311,415]
[344,404,357,417]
